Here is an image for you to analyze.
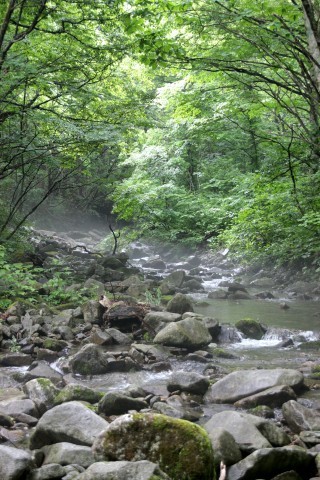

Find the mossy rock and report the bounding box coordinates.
[42,338,68,352]
[210,347,238,359]
[54,384,104,405]
[235,318,265,340]
[93,412,215,480]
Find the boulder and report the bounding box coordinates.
[30,401,109,449]
[282,400,320,433]
[105,327,132,345]
[154,317,212,349]
[204,369,304,404]
[167,371,210,395]
[23,361,63,384]
[0,398,39,419]
[143,311,181,335]
[0,353,32,367]
[205,410,290,453]
[227,446,316,480]
[23,378,59,415]
[89,328,113,345]
[69,344,109,375]
[216,325,242,343]
[152,400,201,422]
[163,270,186,287]
[93,413,214,480]
[54,383,104,405]
[98,392,148,416]
[235,319,266,340]
[27,463,66,480]
[166,293,194,314]
[77,460,170,480]
[0,445,33,480]
[82,300,101,324]
[234,385,297,409]
[206,427,242,467]
[41,442,95,468]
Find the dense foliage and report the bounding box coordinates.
[0,0,319,269]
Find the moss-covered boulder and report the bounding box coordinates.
[54,383,104,405]
[235,318,266,340]
[93,413,215,480]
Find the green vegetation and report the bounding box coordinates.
[0,0,319,285]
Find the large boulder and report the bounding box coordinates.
[166,293,194,314]
[77,460,170,480]
[30,401,109,449]
[205,410,290,453]
[0,445,33,480]
[227,446,316,480]
[204,369,304,404]
[282,400,320,433]
[93,413,214,480]
[154,317,212,349]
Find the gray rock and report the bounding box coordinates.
[216,325,242,343]
[205,410,290,453]
[163,270,186,287]
[206,427,242,467]
[82,300,101,323]
[98,392,148,416]
[27,463,66,480]
[23,378,59,415]
[105,328,132,345]
[234,385,297,409]
[183,279,204,291]
[0,398,39,419]
[0,353,32,367]
[143,311,181,335]
[167,371,210,395]
[0,445,32,480]
[282,400,320,433]
[42,442,95,468]
[92,413,214,480]
[23,361,63,384]
[166,293,194,314]
[30,401,109,449]
[204,369,304,404]
[77,460,170,480]
[152,400,201,422]
[154,317,212,349]
[131,343,171,361]
[226,446,316,480]
[69,344,109,375]
[89,328,113,345]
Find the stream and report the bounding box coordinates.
[1,234,320,415]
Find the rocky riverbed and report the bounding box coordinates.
[0,228,320,479]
